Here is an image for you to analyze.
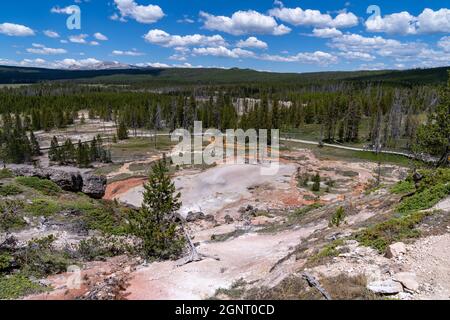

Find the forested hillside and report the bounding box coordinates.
[0,65,448,86]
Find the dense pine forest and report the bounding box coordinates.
[0,67,448,166]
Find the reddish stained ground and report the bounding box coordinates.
[104,177,147,201]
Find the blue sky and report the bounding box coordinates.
[0,0,449,72]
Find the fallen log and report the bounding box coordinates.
[301,272,332,300]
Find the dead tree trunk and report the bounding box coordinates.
[302,272,332,300]
[176,220,220,267]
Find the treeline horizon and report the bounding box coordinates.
[0,70,448,166]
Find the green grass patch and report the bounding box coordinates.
[214,279,247,299]
[354,211,429,253]
[0,274,47,300]
[93,163,123,176]
[309,239,345,264]
[16,177,62,196]
[25,199,61,217]
[294,203,323,216]
[211,229,247,242]
[0,184,23,197]
[284,141,410,166]
[0,169,14,180]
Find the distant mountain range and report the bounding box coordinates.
[0,65,448,86]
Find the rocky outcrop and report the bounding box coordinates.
[8,165,106,199]
[385,242,407,258]
[82,174,107,199]
[393,272,419,292]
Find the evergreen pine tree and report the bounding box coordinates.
[129,158,185,259]
[117,120,129,140]
[49,136,60,162]
[414,71,450,165]
[29,131,41,156]
[312,172,321,192]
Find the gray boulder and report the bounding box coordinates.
[82,174,107,199]
[385,242,407,258]
[186,211,206,222]
[367,279,403,294]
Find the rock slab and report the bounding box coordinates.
[9,165,106,199]
[367,279,404,294]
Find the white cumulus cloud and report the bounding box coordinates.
[113,0,165,24]
[44,30,60,38]
[199,10,291,36]
[94,32,108,41]
[144,29,227,48]
[365,8,450,35]
[312,27,342,38]
[259,51,338,65]
[193,46,255,59]
[0,22,35,36]
[236,37,268,49]
[268,7,358,28]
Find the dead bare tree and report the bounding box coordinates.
[176,219,220,267]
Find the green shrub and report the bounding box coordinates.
[78,236,130,261]
[329,207,346,227]
[312,173,321,192]
[396,183,450,213]
[417,168,450,191]
[0,253,13,272]
[25,199,61,217]
[310,239,345,263]
[355,212,428,253]
[0,274,46,300]
[390,180,415,194]
[16,176,62,196]
[0,200,26,232]
[17,236,73,278]
[83,205,129,235]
